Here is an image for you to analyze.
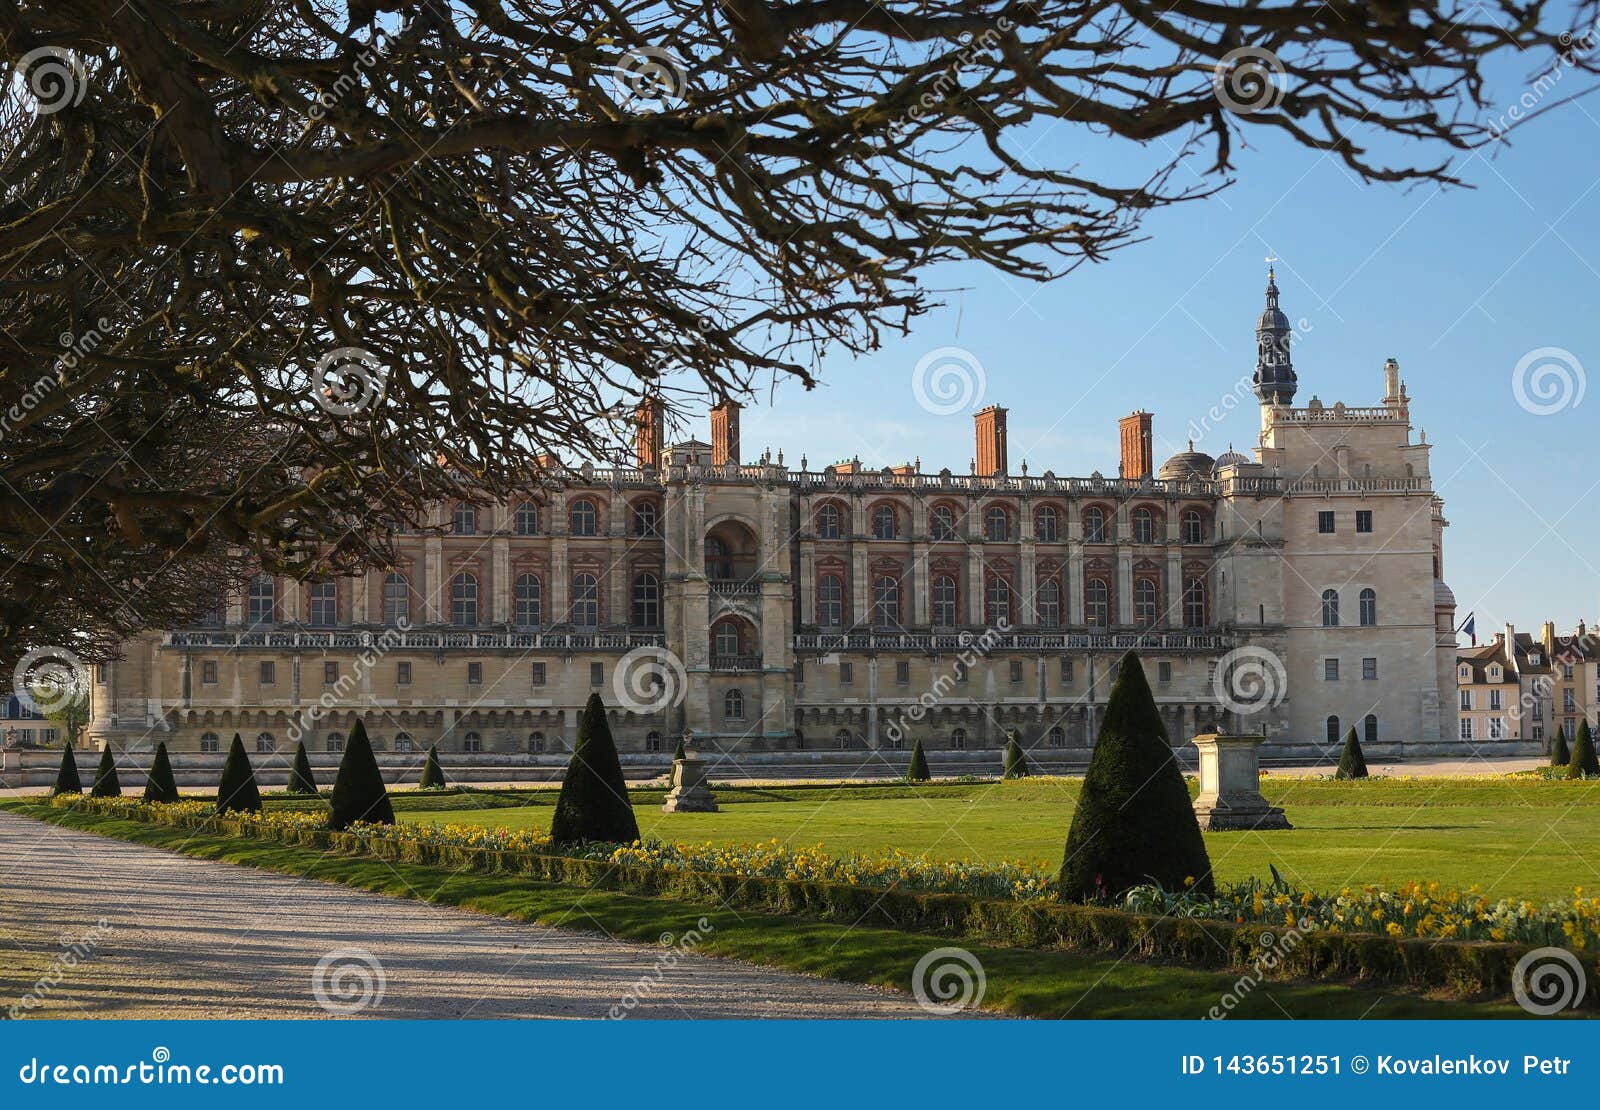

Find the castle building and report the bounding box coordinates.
[88,274,1463,762]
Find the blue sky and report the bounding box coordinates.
[716,61,1600,635]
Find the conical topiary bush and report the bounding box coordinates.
[1567,719,1600,780]
[1335,727,1369,780]
[906,738,930,782]
[1551,726,1571,768]
[143,741,179,803]
[216,733,262,813]
[287,741,319,795]
[1059,652,1213,901]
[673,738,687,762]
[90,746,121,797]
[1002,734,1031,779]
[418,744,445,789]
[549,693,640,845]
[328,719,394,829]
[53,744,81,795]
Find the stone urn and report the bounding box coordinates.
[662,731,718,813]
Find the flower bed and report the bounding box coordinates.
[45,793,1600,1005]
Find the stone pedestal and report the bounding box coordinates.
[662,755,718,813]
[1191,732,1290,831]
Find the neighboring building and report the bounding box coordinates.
[89,272,1463,759]
[1458,622,1599,748]
[0,694,56,748]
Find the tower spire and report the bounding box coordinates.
[1253,266,1297,406]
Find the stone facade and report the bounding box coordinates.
[1456,622,1600,748]
[88,275,1464,762]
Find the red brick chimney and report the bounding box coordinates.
[633,396,665,469]
[974,405,1008,476]
[710,399,740,466]
[1118,410,1153,480]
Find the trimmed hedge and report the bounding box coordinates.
[53,745,81,796]
[50,794,1593,1008]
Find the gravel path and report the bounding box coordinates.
[0,811,965,1019]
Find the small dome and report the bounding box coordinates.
[1159,440,1215,481]
[1258,306,1291,331]
[1213,447,1250,472]
[1434,580,1456,608]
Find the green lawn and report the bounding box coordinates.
[395,776,1600,904]
[2,801,1529,1019]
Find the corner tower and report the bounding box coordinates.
[1253,268,1297,406]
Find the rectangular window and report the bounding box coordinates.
[794,660,804,685]
[589,662,604,686]
[955,661,968,685]
[1489,689,1502,710]
[1460,689,1472,711]
[1355,510,1373,533]
[1460,717,1474,741]
[530,662,546,686]
[323,661,339,685]
[201,660,218,685]
[1060,658,1073,683]
[839,661,853,685]
[1157,661,1172,684]
[1564,690,1576,712]
[1317,510,1335,534]
[397,661,412,685]
[1324,658,1340,681]
[468,661,483,686]
[95,664,108,684]
[1009,660,1023,684]
[1533,723,1545,741]
[895,661,910,685]
[1489,717,1505,740]
[1362,657,1378,681]
[259,661,275,685]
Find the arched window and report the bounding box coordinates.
[984,506,1010,542]
[1134,579,1158,626]
[1325,716,1341,745]
[247,574,276,626]
[256,731,275,753]
[569,498,597,536]
[1182,509,1205,545]
[571,572,599,628]
[834,728,852,750]
[1049,726,1065,748]
[462,730,484,753]
[646,731,663,752]
[452,503,476,535]
[872,575,901,627]
[986,575,1012,626]
[394,732,413,753]
[703,535,731,579]
[1183,578,1206,629]
[1364,714,1378,744]
[528,731,545,753]
[326,730,345,753]
[1359,588,1377,627]
[199,731,220,753]
[308,581,337,626]
[871,504,898,540]
[713,619,743,658]
[1086,578,1110,627]
[930,505,957,541]
[514,573,542,628]
[816,574,844,627]
[932,575,958,627]
[952,727,967,750]
[1132,507,1156,544]
[1036,578,1061,628]
[1035,506,1059,542]
[632,572,661,628]
[450,571,479,626]
[1082,507,1106,543]
[724,689,745,720]
[632,501,659,537]
[816,503,842,539]
[382,572,410,627]
[514,501,539,535]
[1321,588,1340,627]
